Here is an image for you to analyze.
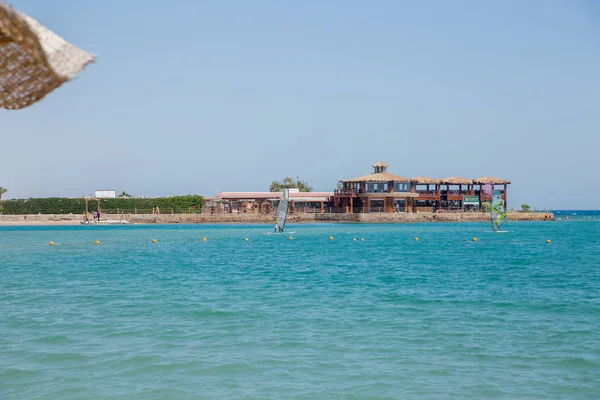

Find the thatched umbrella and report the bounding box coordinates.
[0,2,95,110]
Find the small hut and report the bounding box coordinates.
[0,3,95,109]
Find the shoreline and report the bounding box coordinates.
[0,211,554,226]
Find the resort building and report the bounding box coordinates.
[332,162,418,213]
[207,162,510,215]
[331,162,510,213]
[209,189,332,214]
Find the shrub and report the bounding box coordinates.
[1,195,204,215]
[481,201,491,212]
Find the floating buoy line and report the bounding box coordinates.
[0,235,556,247]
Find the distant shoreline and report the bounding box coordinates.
[0,211,554,226]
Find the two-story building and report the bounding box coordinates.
[331,162,419,213]
[330,162,510,213]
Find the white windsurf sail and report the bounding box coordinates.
[273,189,289,233]
[491,190,507,232]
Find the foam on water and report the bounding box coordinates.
[1,216,599,399]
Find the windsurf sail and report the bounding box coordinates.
[273,189,289,233]
[491,190,507,232]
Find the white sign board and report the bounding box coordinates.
[94,190,116,199]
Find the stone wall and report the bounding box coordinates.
[121,211,555,224]
[0,211,554,225]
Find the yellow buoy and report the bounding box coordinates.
[202,237,207,242]
[48,241,54,246]
[152,239,157,243]
[472,237,478,242]
[546,239,551,243]
[329,236,334,240]
[288,236,293,240]
[414,237,419,241]
[244,238,249,241]
[94,240,100,245]
[360,238,365,242]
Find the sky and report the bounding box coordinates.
[2,0,600,209]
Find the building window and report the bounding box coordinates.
[394,182,409,192]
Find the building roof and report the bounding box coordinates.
[472,176,511,185]
[215,191,332,201]
[410,176,441,184]
[372,161,389,168]
[341,171,410,183]
[441,176,473,185]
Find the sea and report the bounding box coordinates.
[1,211,599,399]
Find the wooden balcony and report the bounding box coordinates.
[444,190,468,201]
[475,190,506,201]
[415,190,440,200]
[334,189,359,196]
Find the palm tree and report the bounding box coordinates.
[0,186,7,201]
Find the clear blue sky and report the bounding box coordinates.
[3,0,600,209]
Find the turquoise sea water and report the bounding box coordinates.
[1,214,599,399]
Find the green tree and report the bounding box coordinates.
[481,201,491,212]
[269,176,313,192]
[521,204,531,212]
[119,191,132,198]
